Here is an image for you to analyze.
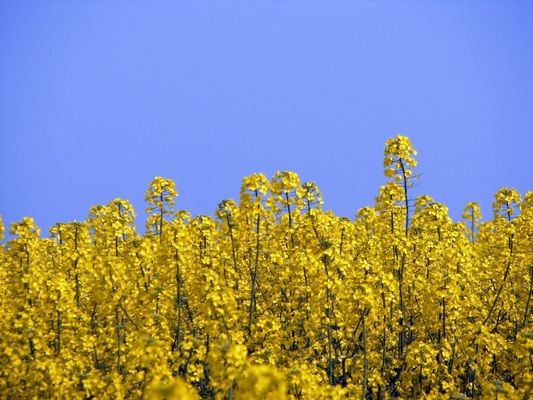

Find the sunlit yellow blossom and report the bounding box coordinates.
[0,137,531,399]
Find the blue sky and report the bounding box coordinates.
[1,1,532,234]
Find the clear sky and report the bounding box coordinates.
[1,1,532,234]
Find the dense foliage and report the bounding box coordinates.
[1,136,531,399]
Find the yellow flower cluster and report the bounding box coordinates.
[0,138,532,399]
[383,134,417,182]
